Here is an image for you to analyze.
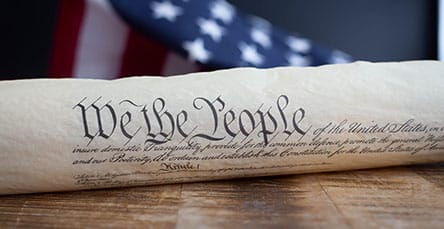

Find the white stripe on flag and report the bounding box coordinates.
[162,52,199,76]
[73,0,129,79]
[439,0,444,61]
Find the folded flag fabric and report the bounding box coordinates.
[50,0,352,79]
[110,0,352,68]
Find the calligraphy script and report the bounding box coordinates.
[73,95,308,146]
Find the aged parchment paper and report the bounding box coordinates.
[1,61,443,195]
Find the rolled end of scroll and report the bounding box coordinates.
[0,61,443,195]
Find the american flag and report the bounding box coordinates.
[49,0,352,79]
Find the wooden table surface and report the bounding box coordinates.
[0,163,443,229]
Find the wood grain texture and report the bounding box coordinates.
[0,163,443,229]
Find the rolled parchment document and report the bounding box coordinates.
[1,61,444,195]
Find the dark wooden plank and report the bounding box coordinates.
[0,185,182,228]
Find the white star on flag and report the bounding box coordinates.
[183,38,211,63]
[251,28,272,48]
[249,15,272,31]
[151,1,183,22]
[329,50,351,64]
[287,54,310,66]
[239,42,264,66]
[197,18,225,42]
[211,0,235,24]
[287,36,311,53]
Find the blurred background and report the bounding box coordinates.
[0,0,440,80]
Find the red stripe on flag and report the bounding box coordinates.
[119,29,169,77]
[48,0,85,77]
